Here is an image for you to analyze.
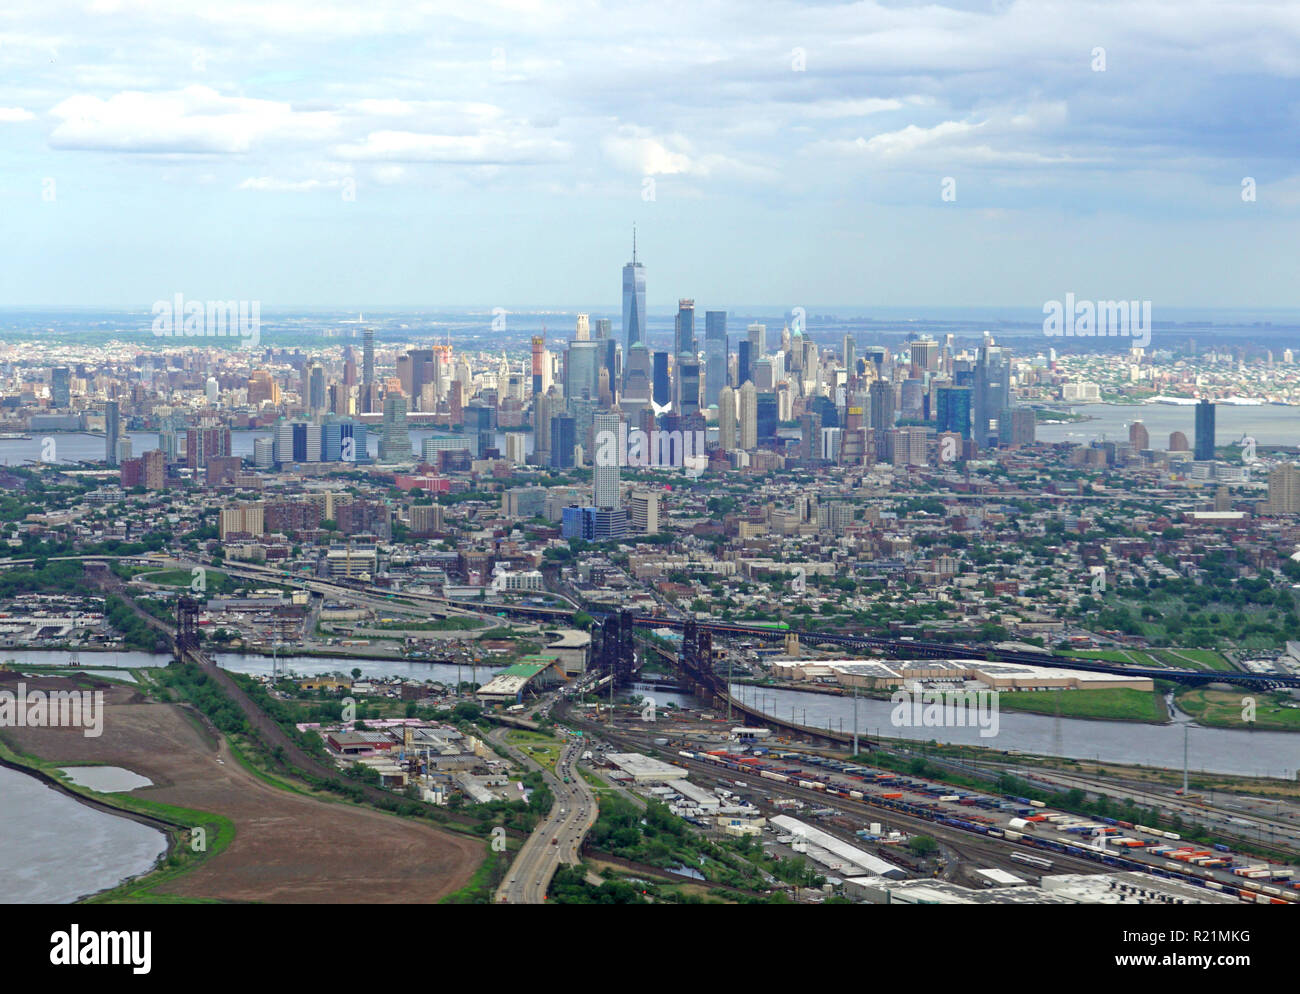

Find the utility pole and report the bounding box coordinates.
[1182,724,1189,795]
[853,684,859,756]
[727,654,732,723]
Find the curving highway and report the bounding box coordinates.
[492,730,598,904]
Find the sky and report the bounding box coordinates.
[2,0,1300,311]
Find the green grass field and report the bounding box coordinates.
[140,568,236,595]
[1059,648,1163,666]
[1150,648,1233,672]
[1176,688,1300,731]
[1061,646,1233,672]
[505,729,562,772]
[997,687,1167,722]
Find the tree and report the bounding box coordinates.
[351,667,362,680]
[907,835,938,857]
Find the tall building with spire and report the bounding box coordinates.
[622,226,646,358]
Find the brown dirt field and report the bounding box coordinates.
[3,677,483,903]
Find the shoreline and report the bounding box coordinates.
[0,749,179,904]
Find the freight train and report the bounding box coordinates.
[677,749,1294,905]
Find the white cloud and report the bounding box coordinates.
[238,176,341,192]
[0,107,36,122]
[48,85,340,153]
[601,132,694,176]
[334,129,569,164]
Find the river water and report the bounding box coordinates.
[11,650,1292,776]
[730,683,1300,780]
[1036,402,1300,447]
[8,649,504,685]
[1,648,505,902]
[0,765,167,903]
[212,652,504,685]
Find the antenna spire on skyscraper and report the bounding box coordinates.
[632,223,637,265]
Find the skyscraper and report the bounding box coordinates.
[974,345,1010,448]
[676,358,701,417]
[910,338,939,376]
[756,393,778,441]
[575,313,590,341]
[51,367,70,407]
[308,363,326,416]
[601,337,618,393]
[623,344,652,413]
[935,386,972,439]
[362,327,375,389]
[869,380,895,431]
[592,412,621,509]
[652,351,670,407]
[704,310,727,408]
[739,381,757,450]
[675,299,695,357]
[737,340,751,387]
[1001,407,1036,447]
[621,227,646,356]
[378,393,412,463]
[104,401,120,465]
[533,390,552,464]
[870,380,895,460]
[1194,399,1216,461]
[402,348,435,409]
[549,415,576,469]
[1129,420,1150,451]
[566,340,600,402]
[718,385,737,450]
[1263,463,1300,515]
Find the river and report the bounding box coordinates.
[7,648,504,686]
[730,683,1300,780]
[1036,402,1300,447]
[0,765,167,903]
[15,649,1294,779]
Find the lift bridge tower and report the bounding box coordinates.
[678,619,716,702]
[175,596,201,661]
[594,611,637,684]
